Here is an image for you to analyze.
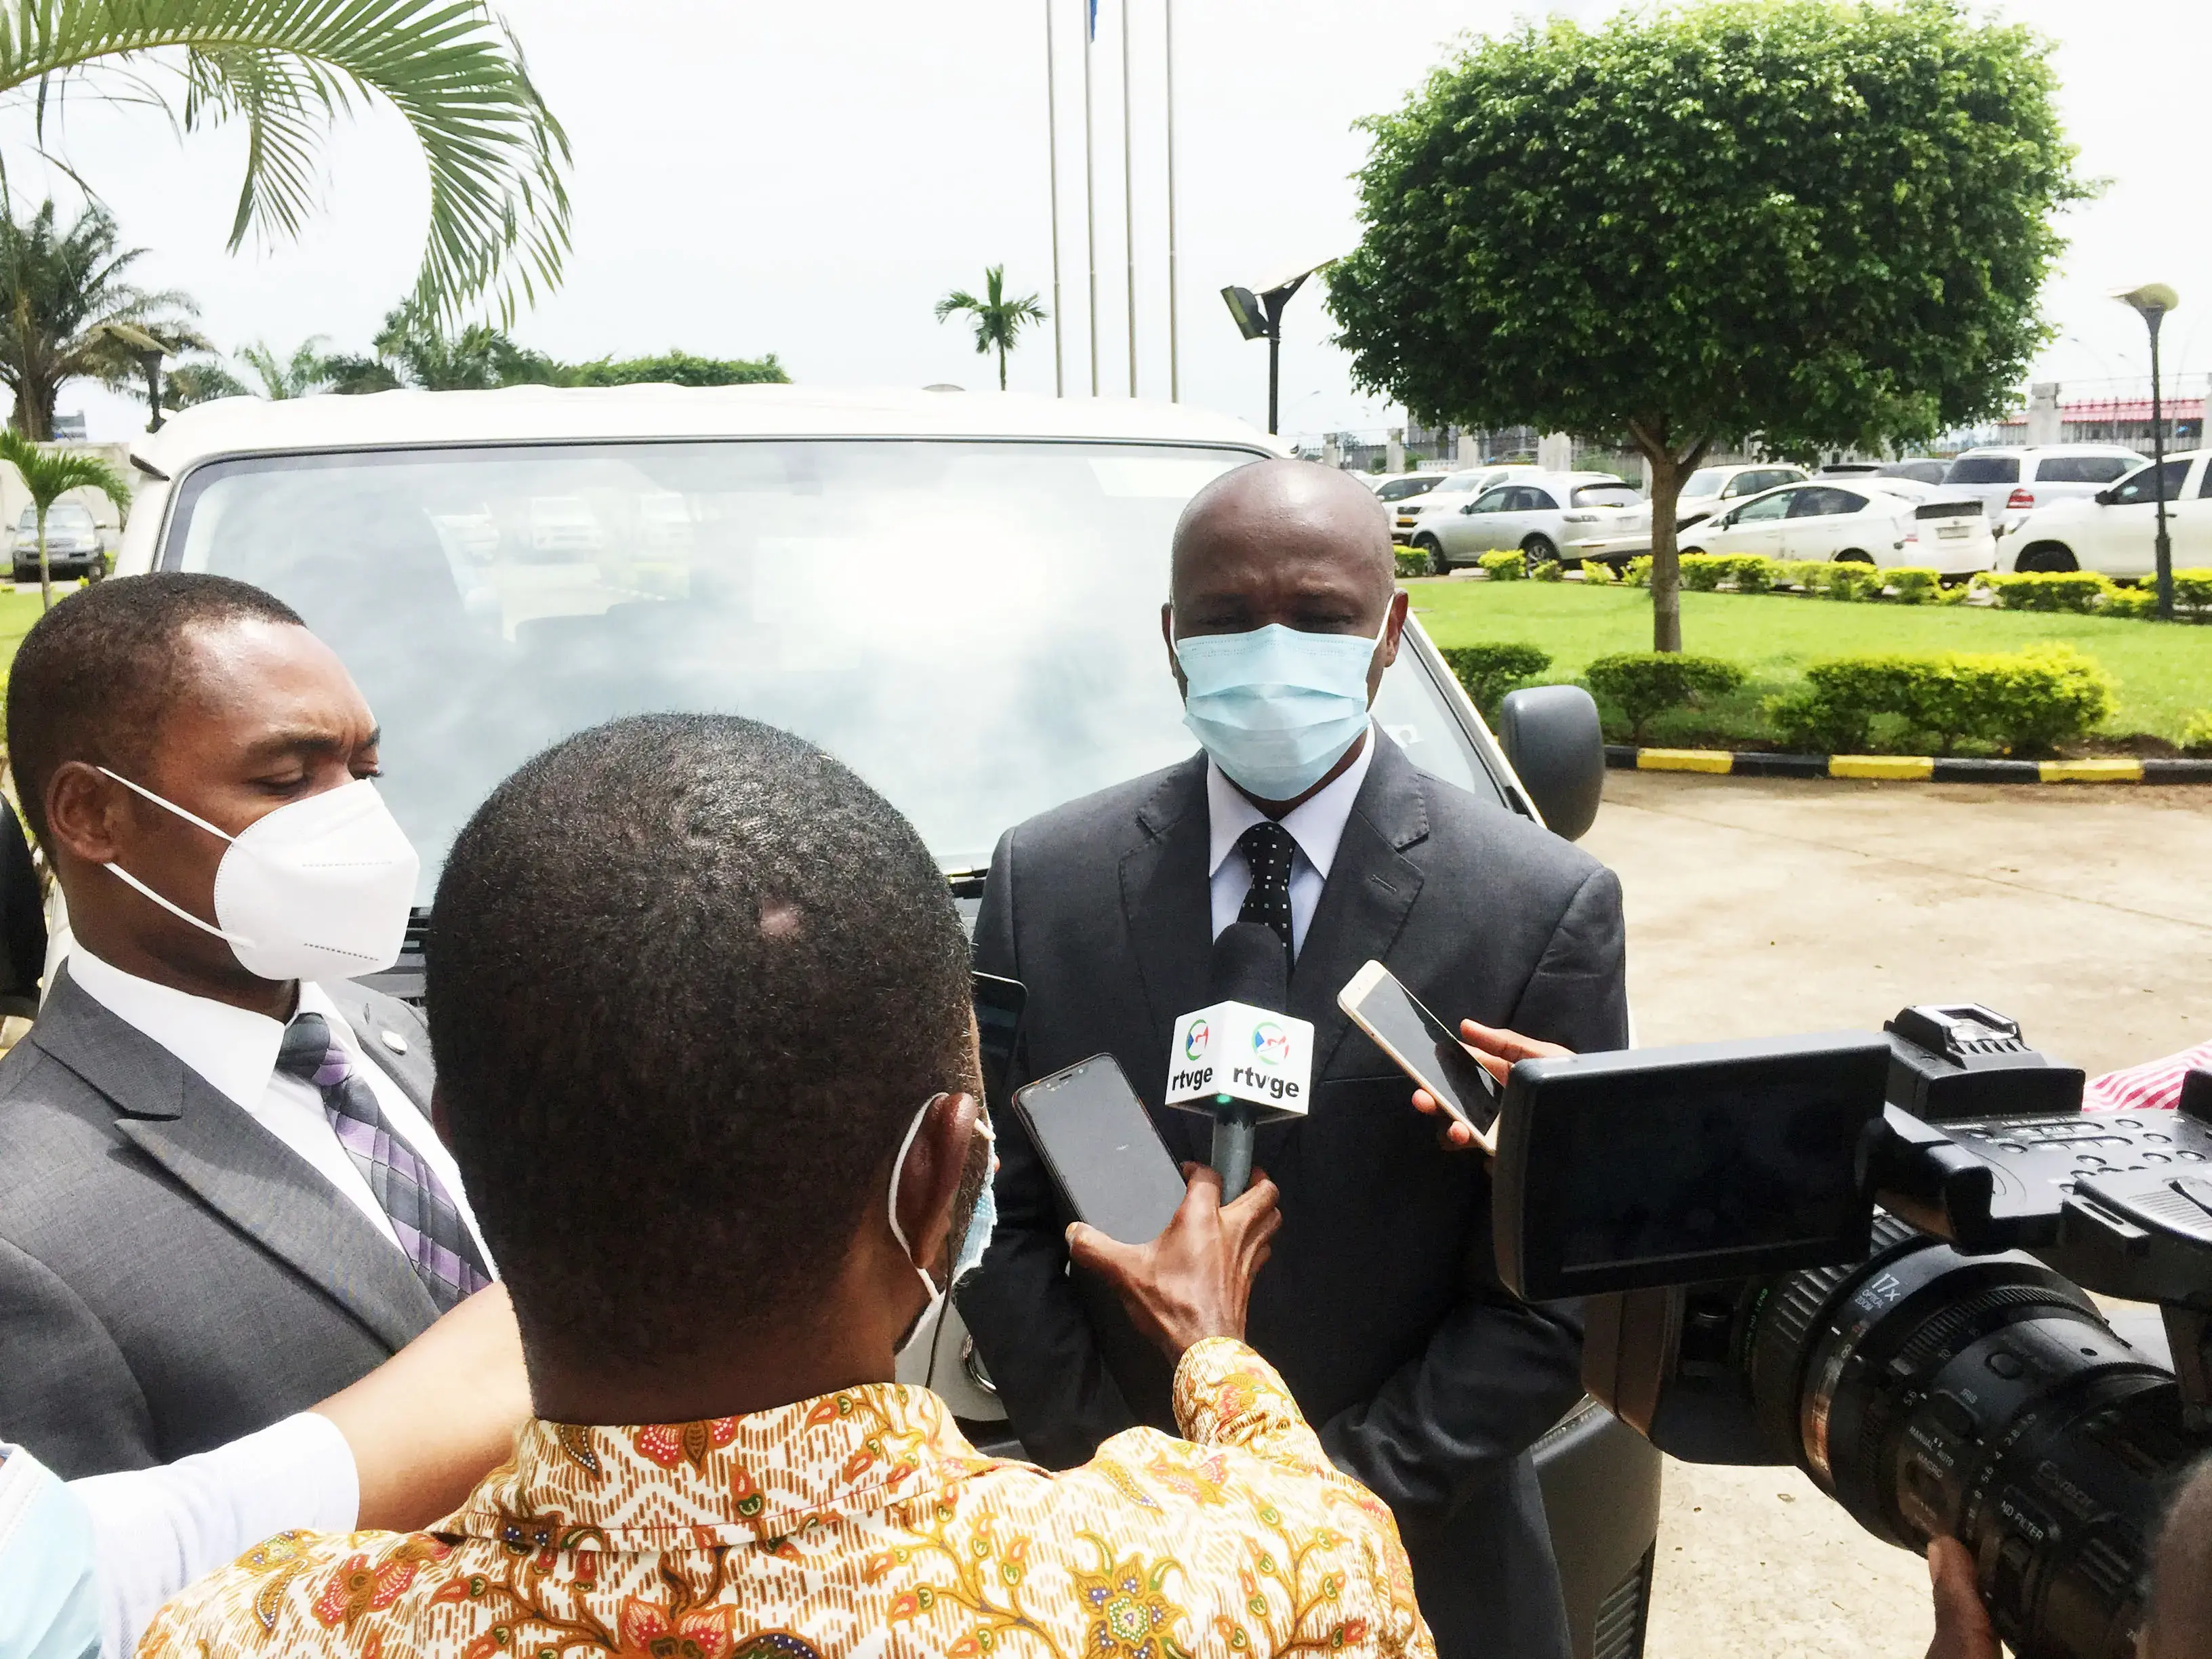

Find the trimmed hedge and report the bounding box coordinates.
[1765,646,2115,756]
[1584,651,1745,743]
[1394,548,1430,579]
[1976,571,2110,613]
[1530,556,1565,582]
[1580,559,1618,585]
[1442,642,1554,717]
[1621,556,1652,588]
[2185,710,2212,753]
[1477,550,1525,581]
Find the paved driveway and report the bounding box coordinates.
[1578,771,2212,1658]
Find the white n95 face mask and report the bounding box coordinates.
[98,769,421,983]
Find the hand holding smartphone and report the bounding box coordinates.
[1338,960,1503,1153]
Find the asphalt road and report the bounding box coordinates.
[1579,769,2212,1659]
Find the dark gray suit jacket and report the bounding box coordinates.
[0,968,445,1477]
[956,737,1629,1659]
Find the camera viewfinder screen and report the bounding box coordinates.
[1553,1057,1879,1275]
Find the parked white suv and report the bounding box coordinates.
[2001,449,2212,575]
[1410,471,1643,573]
[1940,445,2146,535]
[1390,463,1542,545]
[1678,479,1994,575]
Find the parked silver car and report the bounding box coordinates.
[9,501,104,581]
[1565,462,1807,563]
[1391,464,1544,545]
[1410,471,1643,573]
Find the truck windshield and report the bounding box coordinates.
[163,438,1489,897]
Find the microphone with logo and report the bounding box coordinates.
[1164,922,1315,1200]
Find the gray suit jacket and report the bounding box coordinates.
[956,737,1629,1659]
[0,968,444,1477]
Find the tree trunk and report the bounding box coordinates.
[19,377,55,443]
[998,343,1008,392]
[36,501,51,612]
[1646,451,1685,653]
[1628,422,1711,654]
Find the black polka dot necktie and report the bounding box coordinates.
[1236,821,1300,960]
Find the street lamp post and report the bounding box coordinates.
[96,322,173,434]
[2113,283,2182,619]
[1221,264,1328,436]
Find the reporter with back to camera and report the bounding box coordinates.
[957,459,1629,1659]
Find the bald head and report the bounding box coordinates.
[2145,1455,2212,1658]
[1171,458,1395,613]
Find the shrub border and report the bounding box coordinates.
[1603,745,2212,783]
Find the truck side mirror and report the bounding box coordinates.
[1497,685,1604,842]
[0,801,45,1017]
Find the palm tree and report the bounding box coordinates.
[323,305,555,393]
[0,428,129,611]
[0,201,203,438]
[164,360,253,408]
[0,0,572,322]
[236,338,331,399]
[935,266,1047,391]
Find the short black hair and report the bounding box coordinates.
[427,714,976,1367]
[5,573,303,851]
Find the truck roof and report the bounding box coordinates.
[129,385,1285,474]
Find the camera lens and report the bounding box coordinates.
[1740,1217,2200,1659]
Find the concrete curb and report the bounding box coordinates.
[1604,745,2212,783]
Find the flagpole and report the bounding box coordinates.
[1164,0,1179,401]
[1083,1,1099,397]
[1121,0,1138,397]
[1046,0,1065,396]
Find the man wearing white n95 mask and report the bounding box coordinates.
[959,459,1629,1659]
[0,573,488,1479]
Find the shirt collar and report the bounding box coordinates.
[1205,723,1376,882]
[445,1385,995,1548]
[67,946,358,1110]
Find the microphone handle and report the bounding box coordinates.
[1210,1103,1256,1202]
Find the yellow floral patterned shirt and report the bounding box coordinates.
[141,1338,1433,1659]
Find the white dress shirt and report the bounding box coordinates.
[69,1412,358,1659]
[66,947,488,1265]
[1206,726,1377,958]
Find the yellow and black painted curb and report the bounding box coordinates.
[1604,746,2212,784]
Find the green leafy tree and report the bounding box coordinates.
[556,350,787,388]
[0,0,571,321]
[163,360,252,408]
[0,201,203,438]
[934,266,1046,390]
[324,306,556,393]
[0,427,129,610]
[1328,0,2084,651]
[236,337,332,399]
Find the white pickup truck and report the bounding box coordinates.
[109,385,1656,1659]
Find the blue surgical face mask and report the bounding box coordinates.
[887,1094,999,1319]
[1175,618,1388,801]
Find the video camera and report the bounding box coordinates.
[1489,1007,2212,1659]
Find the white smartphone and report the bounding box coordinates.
[1338,959,1502,1153]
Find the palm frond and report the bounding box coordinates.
[0,426,129,510]
[0,0,573,323]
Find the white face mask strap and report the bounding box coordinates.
[888,1092,953,1296]
[96,768,235,843]
[102,861,251,947]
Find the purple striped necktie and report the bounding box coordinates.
[275,1011,490,1312]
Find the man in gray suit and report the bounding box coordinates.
[957,461,1629,1659]
[0,573,487,1477]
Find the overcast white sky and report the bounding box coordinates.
[13,0,2210,443]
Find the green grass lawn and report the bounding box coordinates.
[1405,578,2212,747]
[0,588,50,681]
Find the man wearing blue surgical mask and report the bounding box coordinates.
[0,573,485,1481]
[959,459,1630,1659]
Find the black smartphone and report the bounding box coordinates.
[1338,959,1502,1151]
[971,970,1027,1109]
[1012,1053,1188,1245]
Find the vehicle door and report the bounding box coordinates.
[1723,468,1803,501]
[1505,485,1560,549]
[1780,486,1875,561]
[1700,487,1793,556]
[2181,457,2212,566]
[2082,458,2192,574]
[1446,485,1520,556]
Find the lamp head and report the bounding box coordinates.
[2112,283,2181,323]
[1221,286,1269,342]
